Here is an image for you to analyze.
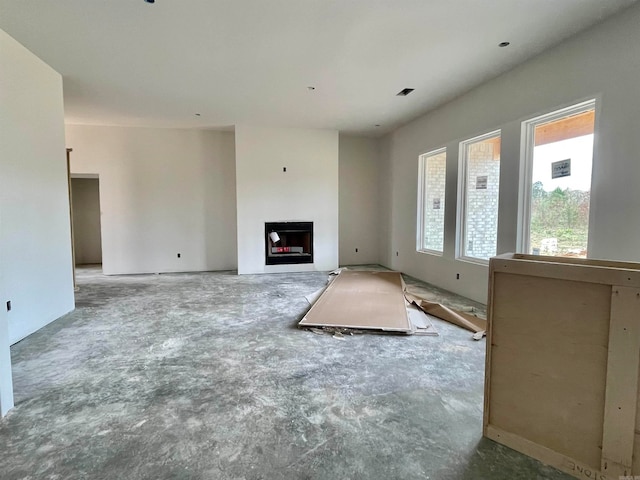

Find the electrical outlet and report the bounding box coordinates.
[396,251,399,257]
[456,273,460,280]
[177,253,181,258]
[6,301,11,312]
[283,167,287,172]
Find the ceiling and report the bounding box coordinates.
[0,0,636,135]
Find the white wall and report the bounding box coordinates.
[0,29,75,343]
[0,28,75,413]
[0,306,11,416]
[338,135,380,265]
[380,3,640,303]
[65,126,237,275]
[235,125,339,274]
[71,178,103,265]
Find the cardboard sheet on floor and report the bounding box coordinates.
[304,267,343,305]
[404,292,486,337]
[300,270,412,332]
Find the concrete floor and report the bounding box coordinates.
[0,266,572,480]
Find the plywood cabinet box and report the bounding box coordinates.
[484,253,640,480]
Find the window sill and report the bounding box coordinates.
[417,249,443,257]
[456,256,490,267]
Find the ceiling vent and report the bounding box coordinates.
[396,88,415,96]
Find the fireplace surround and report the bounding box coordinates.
[265,222,313,265]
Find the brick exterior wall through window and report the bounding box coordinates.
[463,138,500,260]
[421,151,446,252]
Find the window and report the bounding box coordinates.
[417,148,446,254]
[457,131,501,262]
[519,100,595,257]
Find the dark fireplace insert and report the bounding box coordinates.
[265,222,313,265]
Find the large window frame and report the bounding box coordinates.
[456,130,502,264]
[517,99,596,255]
[416,147,447,255]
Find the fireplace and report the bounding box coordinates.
[265,222,313,265]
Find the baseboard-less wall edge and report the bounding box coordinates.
[0,323,14,417]
[484,253,640,480]
[0,372,13,417]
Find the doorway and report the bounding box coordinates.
[70,176,103,271]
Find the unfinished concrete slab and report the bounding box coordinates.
[0,266,574,479]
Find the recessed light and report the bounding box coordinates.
[396,88,414,96]
[498,41,510,47]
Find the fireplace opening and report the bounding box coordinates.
[265,222,313,265]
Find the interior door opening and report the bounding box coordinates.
[70,175,103,275]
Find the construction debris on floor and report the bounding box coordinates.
[299,268,486,339]
[404,293,487,339]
